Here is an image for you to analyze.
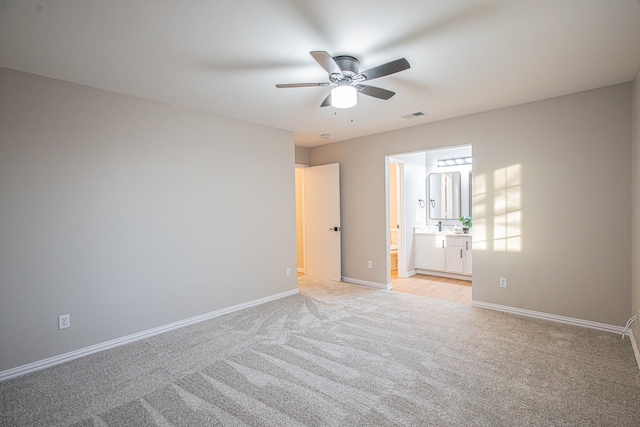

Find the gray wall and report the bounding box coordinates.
[311,83,632,327]
[632,71,640,348]
[0,68,298,371]
[295,146,309,165]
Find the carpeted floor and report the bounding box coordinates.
[1,276,639,426]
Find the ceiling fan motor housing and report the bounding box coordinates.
[333,55,359,79]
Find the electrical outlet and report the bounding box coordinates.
[367,261,373,269]
[286,268,291,277]
[58,314,70,330]
[499,277,507,288]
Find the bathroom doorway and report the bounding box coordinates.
[386,145,473,304]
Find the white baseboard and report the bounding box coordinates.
[341,276,391,290]
[471,300,626,335]
[631,330,640,371]
[393,270,416,279]
[0,288,299,382]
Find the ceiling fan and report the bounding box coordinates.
[276,51,410,108]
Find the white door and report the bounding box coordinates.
[304,163,341,281]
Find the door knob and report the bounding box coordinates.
[329,226,341,231]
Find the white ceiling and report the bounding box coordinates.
[1,0,639,147]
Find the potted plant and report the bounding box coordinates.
[459,216,472,234]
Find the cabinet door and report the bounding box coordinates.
[415,234,446,271]
[463,237,473,275]
[445,236,465,274]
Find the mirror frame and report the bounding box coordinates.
[469,170,472,218]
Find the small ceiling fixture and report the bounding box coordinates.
[437,157,472,167]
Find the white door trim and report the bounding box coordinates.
[388,158,406,280]
[295,165,307,274]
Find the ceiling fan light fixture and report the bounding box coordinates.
[331,84,357,109]
[276,51,410,110]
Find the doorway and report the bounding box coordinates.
[386,145,473,304]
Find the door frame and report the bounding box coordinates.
[388,158,406,280]
[294,164,307,275]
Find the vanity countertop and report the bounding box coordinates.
[414,228,472,236]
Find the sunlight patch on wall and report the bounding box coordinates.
[472,173,487,251]
[472,164,523,252]
[493,164,523,252]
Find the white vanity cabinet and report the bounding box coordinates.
[414,233,446,271]
[464,237,472,275]
[415,232,472,280]
[445,235,472,275]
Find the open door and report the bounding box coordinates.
[304,163,341,281]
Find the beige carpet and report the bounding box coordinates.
[1,276,639,426]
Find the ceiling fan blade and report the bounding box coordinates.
[320,93,332,107]
[357,85,396,100]
[276,82,330,88]
[310,51,343,76]
[358,58,410,81]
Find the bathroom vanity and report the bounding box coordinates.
[414,229,472,281]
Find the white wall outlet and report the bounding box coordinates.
[286,268,291,277]
[499,277,507,288]
[367,261,373,269]
[58,314,70,330]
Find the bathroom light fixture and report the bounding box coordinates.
[331,82,357,109]
[437,157,472,167]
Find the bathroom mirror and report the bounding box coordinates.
[428,172,461,219]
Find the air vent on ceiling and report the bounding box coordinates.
[401,111,426,119]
